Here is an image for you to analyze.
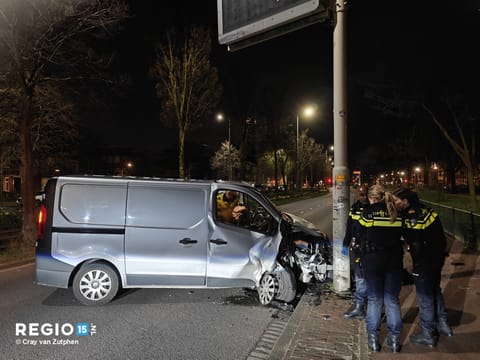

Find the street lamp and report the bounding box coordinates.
[415,167,421,188]
[122,161,133,176]
[325,145,334,164]
[216,113,231,144]
[216,113,232,180]
[323,145,333,184]
[296,106,315,190]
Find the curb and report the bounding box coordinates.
[0,258,35,270]
[269,290,370,360]
[269,293,313,360]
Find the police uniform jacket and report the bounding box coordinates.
[343,200,368,256]
[359,202,404,277]
[401,203,446,274]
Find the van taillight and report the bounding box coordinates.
[37,204,47,239]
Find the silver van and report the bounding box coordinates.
[35,176,332,306]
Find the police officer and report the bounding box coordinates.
[342,186,369,319]
[359,185,404,353]
[394,188,452,347]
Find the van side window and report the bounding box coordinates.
[215,189,273,234]
[127,186,206,229]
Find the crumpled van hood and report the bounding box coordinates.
[284,212,324,237]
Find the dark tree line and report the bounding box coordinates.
[0,0,129,243]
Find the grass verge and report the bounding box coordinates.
[0,242,35,266]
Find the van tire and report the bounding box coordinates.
[73,263,119,306]
[274,267,296,303]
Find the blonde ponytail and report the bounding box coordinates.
[368,185,398,222]
[384,192,398,222]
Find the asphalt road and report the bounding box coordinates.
[278,192,333,239]
[1,262,282,360]
[0,194,333,360]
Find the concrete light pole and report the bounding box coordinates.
[332,0,350,293]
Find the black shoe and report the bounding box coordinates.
[386,334,402,353]
[368,333,380,352]
[437,318,453,337]
[410,327,438,347]
[343,303,365,319]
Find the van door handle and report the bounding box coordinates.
[179,238,198,245]
[210,238,227,245]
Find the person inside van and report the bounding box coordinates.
[216,190,247,223]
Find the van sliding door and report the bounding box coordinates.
[124,185,209,286]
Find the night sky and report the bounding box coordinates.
[93,0,480,171]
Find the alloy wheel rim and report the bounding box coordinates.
[258,273,278,305]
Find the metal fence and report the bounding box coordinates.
[423,200,479,252]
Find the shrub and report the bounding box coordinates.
[0,208,21,228]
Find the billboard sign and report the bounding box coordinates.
[217,0,330,51]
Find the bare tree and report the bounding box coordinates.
[0,91,19,205]
[298,129,324,188]
[150,26,221,179]
[0,0,129,244]
[210,141,240,180]
[365,85,478,209]
[423,100,478,210]
[32,85,78,159]
[260,148,292,188]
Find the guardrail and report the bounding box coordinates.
[423,200,479,252]
[0,228,21,251]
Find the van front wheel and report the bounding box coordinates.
[73,263,119,306]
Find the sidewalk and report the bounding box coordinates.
[268,238,480,360]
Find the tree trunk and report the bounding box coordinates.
[19,93,36,245]
[280,163,287,190]
[447,164,456,193]
[239,121,252,181]
[466,160,478,210]
[310,164,314,189]
[178,128,185,179]
[273,149,278,189]
[0,158,4,207]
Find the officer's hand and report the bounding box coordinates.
[341,246,349,257]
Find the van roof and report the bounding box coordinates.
[52,175,255,189]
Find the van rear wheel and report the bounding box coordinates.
[73,263,119,306]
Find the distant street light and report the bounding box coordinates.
[415,166,421,187]
[324,145,334,183]
[325,145,334,164]
[216,113,232,180]
[296,106,315,190]
[122,161,133,176]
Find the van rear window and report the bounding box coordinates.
[59,184,127,225]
